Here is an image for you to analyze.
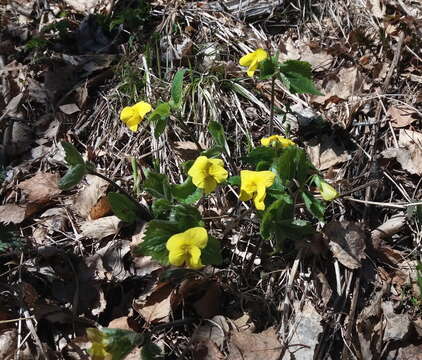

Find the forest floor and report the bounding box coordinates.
[1,0,422,359]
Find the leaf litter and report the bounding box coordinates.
[1,0,422,359]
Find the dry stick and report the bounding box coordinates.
[342,270,361,360]
[363,31,405,218]
[268,75,276,135]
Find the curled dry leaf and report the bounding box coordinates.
[192,316,228,360]
[228,327,281,360]
[324,221,366,269]
[388,105,417,128]
[381,301,410,341]
[371,215,406,248]
[80,215,122,240]
[89,196,112,220]
[17,172,61,204]
[73,174,109,219]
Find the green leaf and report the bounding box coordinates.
[182,188,203,204]
[61,142,84,167]
[144,171,172,201]
[135,220,179,263]
[148,102,171,138]
[107,192,139,224]
[244,147,277,166]
[259,56,277,80]
[201,236,222,266]
[170,69,188,109]
[58,164,86,190]
[260,197,293,239]
[227,176,240,186]
[102,328,144,360]
[141,339,164,360]
[152,198,172,219]
[274,146,298,185]
[279,60,313,78]
[171,177,197,201]
[301,191,325,221]
[201,145,224,158]
[170,204,203,230]
[279,60,322,95]
[208,121,226,149]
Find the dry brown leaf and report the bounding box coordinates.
[59,103,80,115]
[324,221,366,269]
[288,301,323,360]
[17,172,61,204]
[388,105,417,128]
[62,0,103,13]
[396,344,422,360]
[279,38,333,72]
[192,315,228,360]
[371,215,406,248]
[306,135,351,170]
[89,196,112,220]
[131,223,161,276]
[382,147,422,175]
[80,216,121,240]
[381,301,410,341]
[228,327,281,360]
[399,129,422,147]
[0,329,17,360]
[108,317,131,330]
[367,0,385,18]
[172,141,202,160]
[134,282,173,323]
[312,67,362,104]
[0,204,28,224]
[73,174,109,219]
[192,340,224,360]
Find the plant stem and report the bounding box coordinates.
[268,75,276,136]
[89,169,152,221]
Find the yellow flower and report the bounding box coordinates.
[239,170,275,210]
[239,48,269,77]
[319,181,338,201]
[86,328,111,360]
[120,101,152,132]
[166,227,208,269]
[261,135,295,147]
[188,156,228,194]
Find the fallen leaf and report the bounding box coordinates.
[0,329,17,360]
[288,301,323,360]
[306,135,351,170]
[73,174,109,219]
[395,344,422,360]
[131,223,161,276]
[17,172,61,204]
[367,0,385,18]
[324,221,366,269]
[381,301,410,341]
[172,141,203,160]
[388,105,417,128]
[134,282,173,323]
[371,215,406,248]
[89,196,112,220]
[59,103,80,115]
[0,204,27,224]
[228,327,281,360]
[193,315,229,348]
[278,38,334,72]
[399,129,422,147]
[62,0,102,14]
[312,67,362,105]
[382,147,422,175]
[80,216,122,240]
[192,340,224,360]
[108,317,131,330]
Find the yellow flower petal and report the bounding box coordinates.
[133,101,152,118]
[239,52,256,67]
[168,247,187,267]
[166,232,189,253]
[261,135,295,147]
[186,246,203,269]
[239,48,269,77]
[184,227,208,249]
[320,182,338,201]
[239,170,275,210]
[188,156,228,194]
